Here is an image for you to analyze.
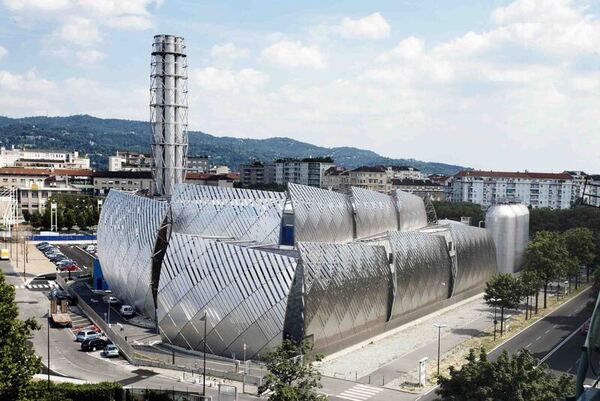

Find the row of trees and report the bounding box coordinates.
[23,194,101,230]
[484,227,596,337]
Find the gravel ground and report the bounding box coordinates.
[317,296,492,380]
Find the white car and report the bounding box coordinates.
[119,305,135,317]
[85,245,96,252]
[104,296,119,305]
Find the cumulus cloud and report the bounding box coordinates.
[75,49,106,65]
[193,67,268,92]
[55,17,100,46]
[210,43,250,62]
[262,40,326,69]
[336,12,391,39]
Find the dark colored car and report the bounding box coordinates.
[81,337,111,352]
[49,288,77,304]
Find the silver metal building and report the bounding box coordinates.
[97,184,497,358]
[485,203,529,274]
[150,34,188,197]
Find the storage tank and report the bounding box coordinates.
[510,203,529,271]
[485,204,517,273]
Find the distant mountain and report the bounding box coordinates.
[0,114,467,174]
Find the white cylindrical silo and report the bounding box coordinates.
[510,203,529,272]
[150,34,189,197]
[485,204,517,274]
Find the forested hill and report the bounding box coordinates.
[0,114,466,174]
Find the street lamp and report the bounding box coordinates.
[47,308,51,390]
[433,323,447,376]
[490,297,502,340]
[199,311,208,397]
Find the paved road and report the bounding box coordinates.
[415,287,594,401]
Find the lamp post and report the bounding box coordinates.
[433,323,447,376]
[490,297,502,341]
[47,308,51,389]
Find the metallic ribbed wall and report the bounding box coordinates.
[97,190,168,317]
[150,34,188,197]
[170,184,285,244]
[394,190,428,231]
[511,203,529,272]
[445,222,497,295]
[298,241,391,350]
[388,231,453,319]
[351,187,398,239]
[288,183,354,243]
[157,233,297,359]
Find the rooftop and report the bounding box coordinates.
[391,178,441,187]
[455,170,573,180]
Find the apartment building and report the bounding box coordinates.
[348,166,391,193]
[582,175,600,207]
[274,157,335,188]
[322,166,350,193]
[0,147,90,169]
[93,171,154,196]
[240,161,275,186]
[386,166,425,180]
[185,172,239,188]
[391,178,445,201]
[109,151,210,173]
[449,170,577,209]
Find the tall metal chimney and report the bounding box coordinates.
[150,34,188,197]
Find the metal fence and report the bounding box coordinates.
[30,234,97,241]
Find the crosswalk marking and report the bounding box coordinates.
[12,282,59,290]
[338,384,383,401]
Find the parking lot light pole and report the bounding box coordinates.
[433,323,447,376]
[490,297,502,341]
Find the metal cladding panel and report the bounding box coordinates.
[97,190,168,317]
[170,184,285,245]
[510,204,529,272]
[446,222,497,295]
[388,231,452,319]
[288,183,354,243]
[394,190,428,231]
[485,204,517,273]
[298,241,391,350]
[157,233,297,359]
[351,187,398,239]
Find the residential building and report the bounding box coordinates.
[0,147,90,169]
[108,151,152,172]
[583,175,600,207]
[93,171,154,196]
[187,155,210,173]
[322,166,350,193]
[274,157,335,188]
[391,178,445,201]
[385,165,425,180]
[348,166,391,193]
[185,172,239,188]
[240,161,275,186]
[450,170,577,209]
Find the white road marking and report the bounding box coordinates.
[536,336,542,341]
[545,329,550,334]
[525,342,532,348]
[338,385,383,401]
[539,319,590,365]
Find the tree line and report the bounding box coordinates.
[23,194,101,231]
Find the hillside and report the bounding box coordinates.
[0,115,467,174]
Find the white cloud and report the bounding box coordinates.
[378,37,424,61]
[55,17,100,46]
[193,67,268,92]
[105,15,154,30]
[0,46,7,60]
[210,43,250,62]
[75,49,106,65]
[336,12,391,39]
[262,40,326,69]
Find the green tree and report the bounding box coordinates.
[0,271,42,401]
[524,231,572,308]
[436,348,574,401]
[431,201,484,226]
[592,268,600,298]
[563,227,596,284]
[483,273,522,336]
[520,270,543,318]
[258,340,327,401]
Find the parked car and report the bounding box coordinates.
[56,259,76,267]
[104,296,120,305]
[85,245,96,252]
[50,255,67,263]
[49,288,76,304]
[81,338,110,352]
[60,264,80,272]
[119,305,135,317]
[102,344,119,358]
[75,330,100,342]
[36,242,50,250]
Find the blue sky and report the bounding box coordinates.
[0,0,599,172]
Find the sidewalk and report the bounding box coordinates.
[317,295,495,385]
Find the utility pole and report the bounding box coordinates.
[433,323,447,376]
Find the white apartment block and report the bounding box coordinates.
[274,158,335,188]
[0,147,90,169]
[450,170,578,209]
[385,166,425,181]
[583,175,600,207]
[348,166,391,194]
